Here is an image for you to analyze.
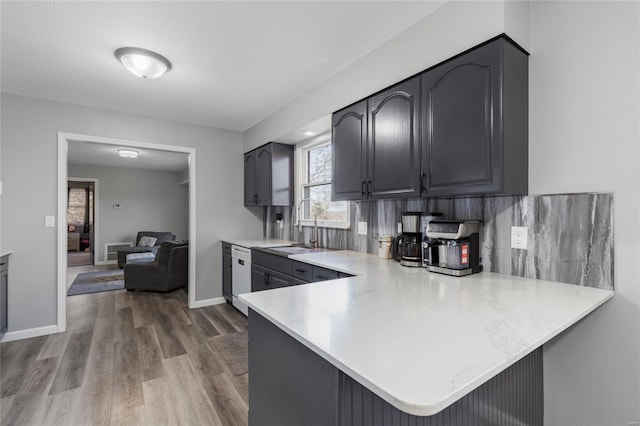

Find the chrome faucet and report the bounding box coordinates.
[296,197,318,248]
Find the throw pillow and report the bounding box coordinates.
[138,236,157,247]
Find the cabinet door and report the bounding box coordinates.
[244,152,257,206]
[332,100,367,201]
[421,39,502,197]
[251,264,269,292]
[222,254,232,301]
[368,77,421,199]
[255,146,273,206]
[269,270,293,289]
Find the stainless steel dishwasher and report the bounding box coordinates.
[231,245,251,316]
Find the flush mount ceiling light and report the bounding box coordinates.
[302,130,317,137]
[118,149,139,158]
[114,47,172,79]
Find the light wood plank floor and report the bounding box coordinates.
[1,288,249,425]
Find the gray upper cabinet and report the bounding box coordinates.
[244,142,294,206]
[332,77,421,201]
[331,34,528,201]
[332,100,367,201]
[421,36,528,197]
[368,77,421,199]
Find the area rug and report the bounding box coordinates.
[67,269,125,296]
[211,332,248,376]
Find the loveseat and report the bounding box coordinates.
[124,240,188,292]
[117,231,175,268]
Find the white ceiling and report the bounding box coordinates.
[1,1,446,134]
[68,141,188,173]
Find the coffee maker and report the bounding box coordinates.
[424,220,483,276]
[393,212,442,267]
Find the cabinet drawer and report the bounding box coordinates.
[222,242,232,256]
[251,249,271,268]
[293,278,310,286]
[270,255,292,276]
[292,261,312,282]
[338,272,353,279]
[312,266,339,282]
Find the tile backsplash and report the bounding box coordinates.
[265,192,613,290]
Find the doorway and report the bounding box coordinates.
[67,180,95,267]
[57,132,197,333]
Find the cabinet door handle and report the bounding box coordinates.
[294,268,306,274]
[420,172,426,194]
[367,180,372,197]
[264,272,269,286]
[361,181,366,197]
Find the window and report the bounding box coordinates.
[296,137,350,229]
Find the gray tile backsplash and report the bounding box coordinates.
[265,193,613,290]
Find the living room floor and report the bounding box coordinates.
[0,287,249,425]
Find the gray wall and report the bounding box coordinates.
[0,94,263,334]
[252,1,640,423]
[68,164,189,262]
[529,2,639,424]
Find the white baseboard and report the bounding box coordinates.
[192,296,226,309]
[95,260,117,266]
[0,324,59,343]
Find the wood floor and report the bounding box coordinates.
[0,288,250,425]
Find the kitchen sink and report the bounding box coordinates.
[262,245,333,256]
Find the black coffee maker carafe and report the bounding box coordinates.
[392,212,441,267]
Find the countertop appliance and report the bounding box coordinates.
[231,245,251,315]
[393,212,442,267]
[425,220,483,276]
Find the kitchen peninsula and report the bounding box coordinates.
[240,250,613,425]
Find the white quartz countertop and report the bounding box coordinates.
[221,238,294,249]
[0,251,12,258]
[240,250,614,416]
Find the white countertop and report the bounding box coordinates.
[0,251,12,258]
[221,238,293,249]
[240,250,614,416]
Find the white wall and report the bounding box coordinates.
[244,0,640,423]
[529,2,640,424]
[68,164,189,261]
[1,94,263,334]
[243,0,508,151]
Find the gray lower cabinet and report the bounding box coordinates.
[421,36,528,197]
[249,310,543,426]
[222,243,232,302]
[1,255,8,334]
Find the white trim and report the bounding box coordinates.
[0,325,59,343]
[68,176,99,265]
[58,132,198,335]
[295,134,350,229]
[192,296,226,308]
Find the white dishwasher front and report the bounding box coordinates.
[231,245,251,316]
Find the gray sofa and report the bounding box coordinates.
[124,240,188,292]
[117,231,175,268]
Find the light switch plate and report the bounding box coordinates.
[45,215,55,227]
[511,226,528,250]
[357,221,368,235]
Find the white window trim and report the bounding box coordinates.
[295,134,350,230]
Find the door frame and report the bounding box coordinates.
[57,132,197,332]
[67,177,99,265]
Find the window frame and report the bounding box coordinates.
[295,135,350,230]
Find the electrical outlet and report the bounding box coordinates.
[45,216,55,227]
[357,221,368,235]
[397,222,402,234]
[511,226,528,250]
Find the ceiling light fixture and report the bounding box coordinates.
[114,47,172,79]
[118,149,139,159]
[302,130,317,137]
